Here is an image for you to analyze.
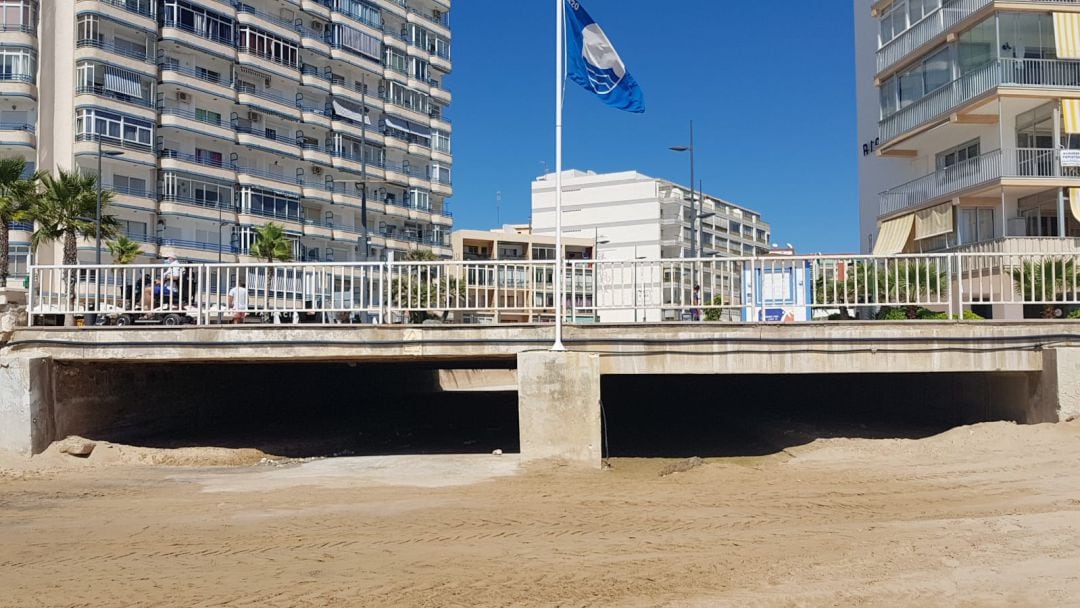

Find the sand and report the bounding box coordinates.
[2,421,1080,607]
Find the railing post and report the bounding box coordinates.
[947,255,955,321]
[26,264,34,327]
[956,252,965,322]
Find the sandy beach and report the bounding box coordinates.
[2,420,1080,607]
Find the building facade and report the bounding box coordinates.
[3,0,453,287]
[857,0,1080,255]
[451,225,595,323]
[531,170,772,321]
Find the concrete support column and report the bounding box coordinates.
[517,351,602,469]
[0,356,55,455]
[1039,348,1080,422]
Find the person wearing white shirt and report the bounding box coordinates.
[227,278,249,324]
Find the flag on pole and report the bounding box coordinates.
[564,0,645,113]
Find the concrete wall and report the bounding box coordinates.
[0,357,54,455]
[518,351,601,468]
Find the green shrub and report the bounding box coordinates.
[878,306,982,320]
[1068,308,1080,319]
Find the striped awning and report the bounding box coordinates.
[103,66,143,98]
[332,98,371,125]
[872,213,915,255]
[914,203,953,240]
[1070,188,1080,223]
[384,115,431,138]
[1055,13,1080,59]
[1064,100,1080,134]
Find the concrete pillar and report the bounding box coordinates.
[517,351,602,469]
[0,356,55,455]
[1039,348,1080,422]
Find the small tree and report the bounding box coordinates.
[249,222,293,263]
[884,260,945,319]
[703,295,726,322]
[392,249,462,323]
[106,235,143,265]
[0,157,39,285]
[1011,258,1078,318]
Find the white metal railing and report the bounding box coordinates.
[24,252,1080,326]
[876,0,991,74]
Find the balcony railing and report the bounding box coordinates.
[236,4,298,31]
[0,73,34,84]
[77,0,156,19]
[0,23,35,35]
[235,83,295,106]
[8,220,33,231]
[878,148,1080,216]
[0,123,34,132]
[236,165,303,185]
[75,39,154,65]
[160,194,234,210]
[161,19,236,47]
[876,0,990,74]
[104,183,155,199]
[158,105,229,129]
[76,85,154,108]
[159,149,233,170]
[159,63,234,88]
[880,58,1080,144]
[236,46,300,70]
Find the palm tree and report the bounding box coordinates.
[106,235,143,265]
[814,260,945,319]
[249,222,293,263]
[0,157,40,284]
[25,169,118,266]
[1011,258,1078,318]
[392,249,461,323]
[883,260,945,319]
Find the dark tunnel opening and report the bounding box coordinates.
[53,361,520,459]
[600,372,1039,458]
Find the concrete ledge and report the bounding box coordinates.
[1040,348,1080,422]
[518,351,601,468]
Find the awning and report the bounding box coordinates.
[237,66,272,82]
[1065,100,1080,134]
[1055,13,1080,59]
[384,115,431,138]
[103,66,142,98]
[332,99,371,125]
[873,213,915,255]
[914,203,953,240]
[1070,188,1080,223]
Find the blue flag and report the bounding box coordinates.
[564,0,645,113]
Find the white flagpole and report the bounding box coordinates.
[552,0,566,351]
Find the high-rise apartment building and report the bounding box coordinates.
[3,0,453,285]
[856,0,1080,255]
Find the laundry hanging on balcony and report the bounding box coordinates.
[1054,13,1080,59]
[384,115,431,138]
[1070,188,1080,223]
[914,203,954,241]
[103,66,143,98]
[872,213,915,256]
[332,98,371,125]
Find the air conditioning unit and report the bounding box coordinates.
[247,112,262,122]
[176,91,189,102]
[311,166,323,175]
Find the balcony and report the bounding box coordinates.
[876,0,991,76]
[75,0,157,29]
[76,85,155,114]
[234,124,302,158]
[880,58,1080,145]
[236,84,302,120]
[160,19,237,60]
[75,39,156,74]
[235,4,300,42]
[158,149,236,182]
[0,73,35,99]
[0,123,36,148]
[158,106,236,141]
[159,63,236,99]
[878,148,1080,217]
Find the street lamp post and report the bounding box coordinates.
[92,137,123,323]
[632,246,645,323]
[593,231,609,323]
[670,120,697,258]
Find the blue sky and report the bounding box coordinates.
[445,1,858,253]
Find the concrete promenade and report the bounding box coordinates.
[4,322,1080,466]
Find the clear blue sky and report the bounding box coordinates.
[446,1,857,253]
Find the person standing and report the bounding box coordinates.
[227,277,248,325]
[691,285,702,321]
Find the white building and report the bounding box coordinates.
[3,0,454,287]
[856,0,1080,255]
[531,169,772,321]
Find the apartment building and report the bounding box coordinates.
[3,0,453,286]
[451,225,595,323]
[857,0,1080,255]
[531,170,772,321]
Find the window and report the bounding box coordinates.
[162,0,234,43]
[908,0,941,26]
[240,186,301,221]
[406,188,430,210]
[336,0,381,30]
[333,24,380,61]
[999,12,1056,61]
[195,148,223,166]
[433,130,450,153]
[160,172,233,208]
[0,45,34,82]
[239,27,299,67]
[195,66,221,83]
[112,174,147,196]
[936,139,980,170]
[958,208,995,244]
[879,1,908,46]
[384,47,408,74]
[75,108,152,148]
[7,244,30,278]
[0,0,34,31]
[881,45,955,117]
[958,16,995,74]
[194,108,221,125]
[412,58,428,81]
[118,220,148,241]
[385,80,431,114]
